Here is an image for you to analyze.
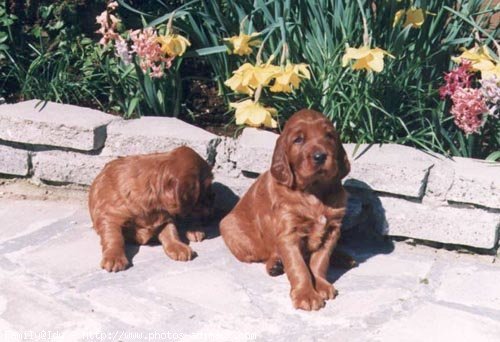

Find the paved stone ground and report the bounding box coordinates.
[1,180,499,342]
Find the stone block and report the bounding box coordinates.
[445,157,500,209]
[422,154,455,205]
[214,136,238,175]
[234,128,278,174]
[344,144,434,199]
[0,145,29,176]
[380,196,499,249]
[0,100,115,151]
[32,151,112,186]
[101,116,220,162]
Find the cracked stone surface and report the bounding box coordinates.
[1,183,500,342]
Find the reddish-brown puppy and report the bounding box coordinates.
[89,146,214,272]
[220,109,350,311]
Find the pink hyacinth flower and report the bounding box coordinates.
[450,87,488,134]
[129,28,173,78]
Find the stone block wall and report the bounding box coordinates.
[1,100,499,251]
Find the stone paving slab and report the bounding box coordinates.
[1,196,500,341]
[434,262,500,312]
[0,145,29,176]
[372,302,500,342]
[0,100,115,151]
[101,117,220,161]
[32,151,113,186]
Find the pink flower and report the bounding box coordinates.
[439,61,473,99]
[96,9,120,45]
[107,1,119,10]
[450,87,488,134]
[129,28,173,78]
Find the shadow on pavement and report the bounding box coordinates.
[327,178,394,283]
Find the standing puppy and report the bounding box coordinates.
[89,146,214,272]
[220,109,350,310]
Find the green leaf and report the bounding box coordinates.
[486,151,500,162]
[183,45,228,57]
[127,97,139,117]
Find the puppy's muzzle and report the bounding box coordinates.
[312,151,327,165]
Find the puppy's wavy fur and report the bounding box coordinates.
[220,109,350,310]
[89,146,214,272]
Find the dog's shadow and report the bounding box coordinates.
[326,179,394,283]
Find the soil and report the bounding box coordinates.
[181,78,241,137]
[0,178,87,204]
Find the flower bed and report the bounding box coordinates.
[1,1,498,160]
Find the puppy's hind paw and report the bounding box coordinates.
[186,230,206,242]
[164,242,195,261]
[315,278,338,301]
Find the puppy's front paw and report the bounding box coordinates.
[290,287,325,311]
[186,230,206,242]
[101,252,129,272]
[164,242,195,261]
[315,278,338,301]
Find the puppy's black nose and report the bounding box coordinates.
[313,152,327,165]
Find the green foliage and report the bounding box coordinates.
[155,0,498,158]
[1,0,498,159]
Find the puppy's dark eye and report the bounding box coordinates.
[293,136,304,144]
[326,132,335,140]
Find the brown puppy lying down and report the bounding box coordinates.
[220,109,350,311]
[89,146,214,272]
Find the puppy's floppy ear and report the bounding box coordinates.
[271,134,294,187]
[336,132,350,180]
[174,175,200,210]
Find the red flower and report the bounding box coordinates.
[439,61,473,99]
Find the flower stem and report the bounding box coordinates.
[280,43,288,67]
[167,11,176,35]
[356,0,370,46]
[254,85,263,103]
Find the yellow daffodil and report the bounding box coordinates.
[452,46,500,79]
[393,8,426,28]
[224,62,279,94]
[393,10,405,28]
[224,32,261,56]
[157,34,191,57]
[224,72,254,95]
[404,8,425,28]
[481,63,500,80]
[342,46,394,73]
[230,100,278,128]
[270,63,311,93]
